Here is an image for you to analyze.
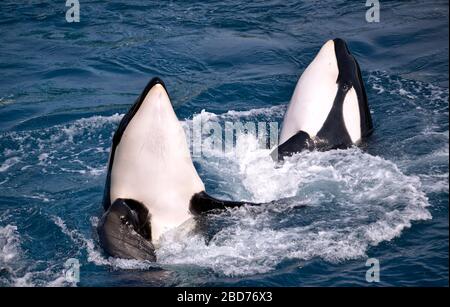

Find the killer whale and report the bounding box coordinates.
[98,78,252,261]
[272,38,373,160]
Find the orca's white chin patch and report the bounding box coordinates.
[110,82,205,242]
[279,40,339,144]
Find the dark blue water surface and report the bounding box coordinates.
[0,1,448,286]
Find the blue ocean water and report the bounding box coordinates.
[0,0,448,287]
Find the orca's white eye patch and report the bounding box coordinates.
[342,87,361,143]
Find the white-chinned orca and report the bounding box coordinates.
[98,78,253,261]
[272,38,373,160]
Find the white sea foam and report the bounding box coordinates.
[34,96,435,277]
[218,105,286,119]
[0,157,20,172]
[0,96,15,107]
[368,71,448,194]
[368,71,449,114]
[0,225,19,264]
[0,224,71,287]
[0,113,123,181]
[156,73,445,276]
[156,126,432,276]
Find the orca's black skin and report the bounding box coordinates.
[271,131,314,161]
[98,198,156,261]
[274,38,373,160]
[190,191,258,215]
[98,77,259,261]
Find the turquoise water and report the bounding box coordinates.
[0,1,448,286]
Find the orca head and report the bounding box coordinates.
[99,77,205,260]
[278,39,340,147]
[110,77,205,240]
[275,38,373,160]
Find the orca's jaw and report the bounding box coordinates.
[97,198,156,261]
